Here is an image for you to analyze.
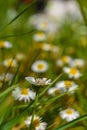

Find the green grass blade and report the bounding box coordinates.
[54,114,87,130]
[0,84,18,98]
[0,0,36,32]
[0,29,35,39]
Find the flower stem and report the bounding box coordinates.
[76,0,87,26]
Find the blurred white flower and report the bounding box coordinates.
[25,76,51,86]
[25,115,47,130]
[33,32,47,42]
[29,13,48,27]
[45,0,82,21]
[31,60,48,73]
[2,58,17,67]
[48,87,59,96]
[56,56,72,67]
[55,80,78,93]
[59,108,80,122]
[15,53,25,61]
[63,67,82,79]
[41,43,59,53]
[0,73,13,82]
[69,58,85,68]
[0,41,12,48]
[12,87,36,103]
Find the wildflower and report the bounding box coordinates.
[25,76,51,86]
[15,53,25,61]
[56,56,72,66]
[48,87,59,96]
[12,87,36,102]
[59,108,80,122]
[0,73,13,82]
[25,115,47,130]
[2,58,17,67]
[69,58,85,68]
[29,13,48,27]
[55,80,78,93]
[0,41,12,48]
[41,43,59,53]
[33,32,47,42]
[31,60,48,73]
[36,21,58,34]
[63,67,82,79]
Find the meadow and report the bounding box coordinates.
[0,0,87,130]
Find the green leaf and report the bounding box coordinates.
[54,115,87,130]
[0,84,18,98]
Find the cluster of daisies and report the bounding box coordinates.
[0,13,85,130]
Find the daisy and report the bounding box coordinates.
[0,73,13,82]
[25,76,51,86]
[12,87,36,103]
[63,67,82,79]
[55,80,78,93]
[25,115,47,130]
[15,53,25,61]
[36,21,48,32]
[36,20,58,34]
[48,87,59,96]
[0,41,12,48]
[69,58,85,68]
[59,108,80,122]
[29,13,48,27]
[56,56,72,66]
[41,43,59,53]
[31,60,48,73]
[2,58,17,67]
[33,32,47,42]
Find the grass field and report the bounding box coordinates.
[0,0,87,130]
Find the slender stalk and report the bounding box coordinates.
[76,0,87,26]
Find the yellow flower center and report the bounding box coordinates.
[64,81,72,88]
[33,119,40,127]
[54,89,59,95]
[66,109,73,115]
[41,22,47,28]
[70,68,78,75]
[62,56,68,63]
[37,63,45,70]
[37,32,44,37]
[6,60,15,67]
[21,88,29,95]
[0,41,5,48]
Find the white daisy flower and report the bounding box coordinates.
[15,53,25,61]
[12,87,36,103]
[25,76,51,86]
[33,32,47,42]
[31,60,48,73]
[2,58,17,67]
[25,115,47,130]
[69,59,85,68]
[63,67,82,79]
[0,73,13,82]
[0,41,12,48]
[59,108,80,122]
[41,43,59,53]
[48,87,59,96]
[36,21,49,32]
[29,13,50,27]
[56,56,72,67]
[36,21,58,34]
[55,80,78,93]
